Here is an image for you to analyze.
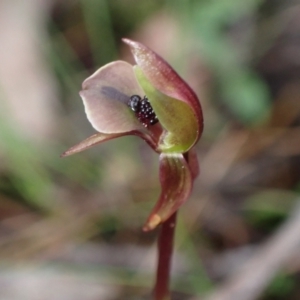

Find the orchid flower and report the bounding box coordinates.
[62,38,203,231]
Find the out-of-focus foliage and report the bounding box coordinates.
[0,0,299,299]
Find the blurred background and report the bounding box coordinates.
[0,0,300,299]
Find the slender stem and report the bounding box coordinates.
[154,212,177,300]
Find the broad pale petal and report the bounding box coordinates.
[80,61,146,134]
[135,66,198,153]
[123,38,203,142]
[143,153,192,231]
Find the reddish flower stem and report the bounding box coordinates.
[154,212,177,300]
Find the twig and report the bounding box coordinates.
[196,201,300,300]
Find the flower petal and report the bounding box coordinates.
[185,147,200,180]
[135,66,198,153]
[143,153,193,231]
[61,132,125,157]
[80,61,146,134]
[123,38,203,142]
[61,128,160,157]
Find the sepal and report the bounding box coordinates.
[134,67,198,153]
[143,153,193,231]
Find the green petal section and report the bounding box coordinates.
[143,153,192,231]
[134,66,198,153]
[123,38,203,143]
